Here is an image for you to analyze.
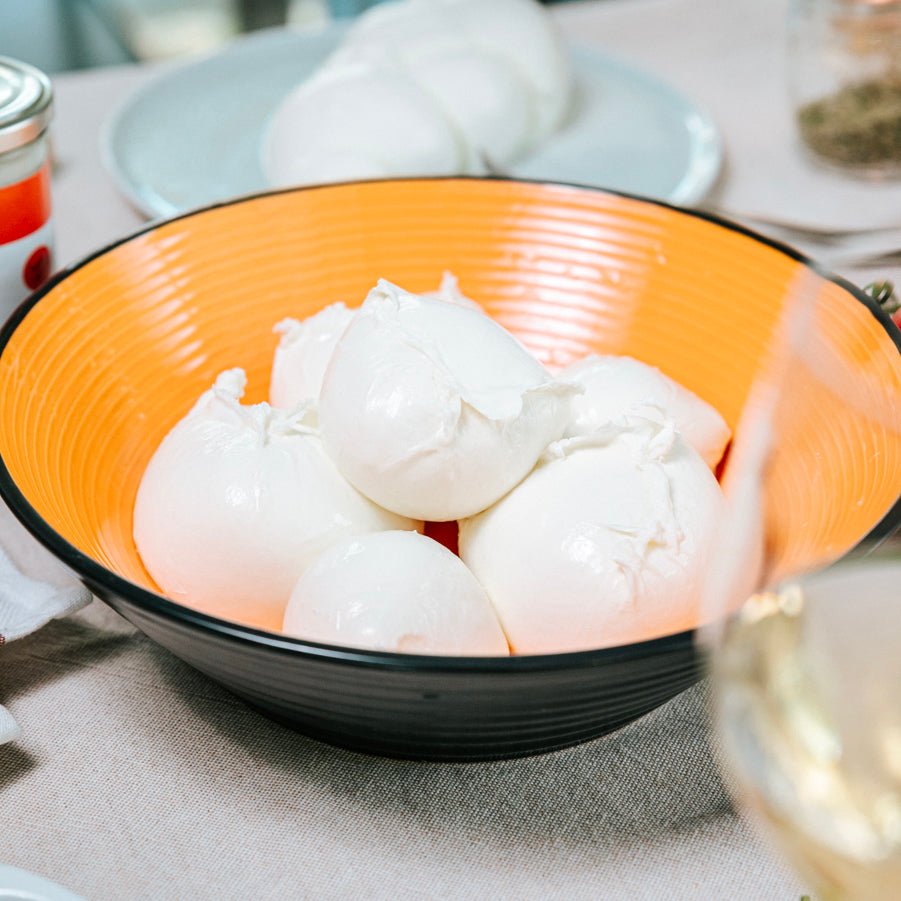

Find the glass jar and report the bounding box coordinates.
[787,0,901,177]
[0,56,54,319]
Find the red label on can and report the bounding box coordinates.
[0,161,52,245]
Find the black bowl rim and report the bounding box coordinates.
[1,174,900,673]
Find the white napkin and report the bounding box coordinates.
[0,540,92,744]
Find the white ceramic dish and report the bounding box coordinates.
[0,865,86,901]
[102,24,722,218]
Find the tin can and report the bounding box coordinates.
[0,57,54,318]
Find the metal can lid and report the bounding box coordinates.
[0,57,53,154]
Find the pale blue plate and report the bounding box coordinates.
[102,24,722,219]
[0,865,86,901]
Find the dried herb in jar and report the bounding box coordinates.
[797,77,901,167]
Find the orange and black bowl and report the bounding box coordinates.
[1,178,900,760]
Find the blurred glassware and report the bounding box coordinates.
[788,0,901,178]
[106,0,242,61]
[703,269,901,900]
[0,1,135,73]
[716,547,901,900]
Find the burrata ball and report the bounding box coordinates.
[444,0,573,136]
[262,60,465,188]
[262,0,572,187]
[425,270,483,312]
[560,353,732,469]
[269,274,480,411]
[458,413,726,653]
[331,0,572,140]
[269,302,356,410]
[317,279,580,521]
[133,369,419,630]
[282,530,510,655]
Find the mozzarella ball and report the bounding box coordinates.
[269,302,355,409]
[262,60,465,188]
[560,353,732,469]
[425,270,483,312]
[133,369,419,630]
[334,0,572,139]
[459,414,726,653]
[262,0,572,187]
[318,279,580,521]
[270,275,480,411]
[444,0,573,136]
[404,48,535,170]
[282,530,509,655]
[327,0,460,70]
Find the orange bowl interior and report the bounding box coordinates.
[1,178,900,638]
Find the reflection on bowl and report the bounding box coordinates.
[1,177,899,761]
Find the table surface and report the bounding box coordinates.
[2,0,898,898]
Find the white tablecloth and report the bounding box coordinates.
[3,0,898,898]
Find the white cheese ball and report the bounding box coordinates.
[270,274,480,411]
[327,0,460,69]
[262,60,465,188]
[133,369,419,630]
[318,280,580,521]
[262,0,572,186]
[333,0,572,139]
[282,530,509,655]
[403,48,535,171]
[444,0,573,136]
[330,6,535,170]
[560,353,732,470]
[425,270,483,312]
[269,302,355,409]
[459,414,726,653]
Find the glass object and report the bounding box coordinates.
[788,0,901,177]
[0,56,53,317]
[110,0,241,61]
[717,548,901,900]
[702,270,901,900]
